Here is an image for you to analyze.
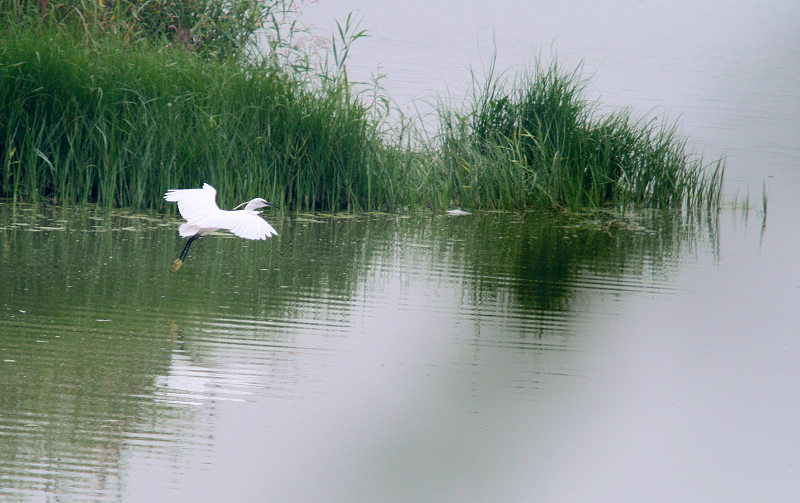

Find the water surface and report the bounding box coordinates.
[2,203,797,502]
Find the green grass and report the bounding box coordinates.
[430,61,724,211]
[0,18,724,213]
[0,23,391,211]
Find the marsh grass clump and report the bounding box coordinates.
[434,62,724,210]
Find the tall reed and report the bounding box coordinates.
[0,16,724,212]
[0,23,394,211]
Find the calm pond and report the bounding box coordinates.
[2,0,800,501]
[1,205,797,502]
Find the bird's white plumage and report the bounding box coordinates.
[164,183,218,223]
[164,183,277,240]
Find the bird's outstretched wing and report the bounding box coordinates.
[200,210,278,240]
[164,183,220,222]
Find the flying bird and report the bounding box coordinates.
[164,183,278,271]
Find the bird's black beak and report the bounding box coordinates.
[265,201,280,208]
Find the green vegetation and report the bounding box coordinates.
[1,0,284,60]
[0,11,385,210]
[0,1,723,212]
[435,62,724,210]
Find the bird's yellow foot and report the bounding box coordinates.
[171,259,184,272]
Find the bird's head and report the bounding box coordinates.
[234,198,279,211]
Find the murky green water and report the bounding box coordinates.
[2,203,796,502]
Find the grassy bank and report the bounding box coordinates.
[0,16,723,212]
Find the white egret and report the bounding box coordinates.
[164,183,278,271]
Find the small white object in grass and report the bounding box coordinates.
[446,209,471,216]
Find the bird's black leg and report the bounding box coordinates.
[179,235,199,262]
[171,235,200,272]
